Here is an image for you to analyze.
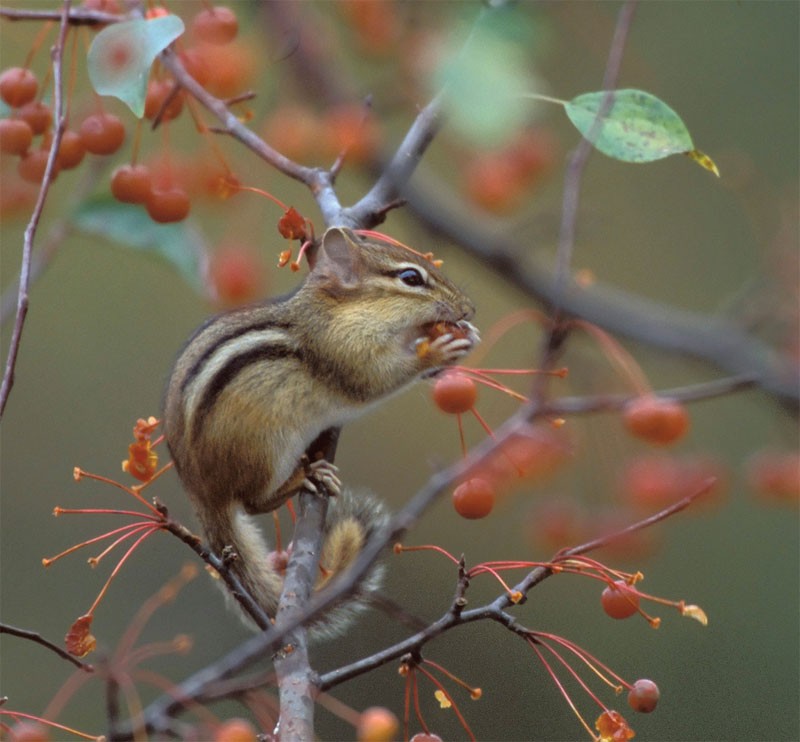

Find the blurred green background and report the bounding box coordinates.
[1,2,798,741]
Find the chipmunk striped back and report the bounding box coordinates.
[162,227,478,631]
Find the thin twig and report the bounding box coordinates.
[318,474,715,691]
[0,158,107,326]
[537,0,638,392]
[0,623,93,672]
[160,512,272,631]
[0,0,72,420]
[551,0,638,315]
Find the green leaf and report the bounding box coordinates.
[87,15,184,117]
[564,89,717,173]
[72,197,207,292]
[434,7,541,146]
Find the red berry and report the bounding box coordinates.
[17,101,52,135]
[17,148,56,184]
[146,185,190,223]
[111,164,152,204]
[356,707,399,742]
[622,395,690,445]
[0,67,39,108]
[453,478,495,519]
[628,678,660,713]
[79,112,126,155]
[432,371,477,414]
[56,130,86,169]
[600,580,639,619]
[214,718,258,742]
[192,6,239,45]
[0,118,33,154]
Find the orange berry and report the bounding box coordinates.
[620,454,724,512]
[478,424,571,492]
[17,100,52,135]
[82,0,121,11]
[209,243,267,306]
[79,112,126,155]
[507,127,557,183]
[196,40,257,98]
[0,67,38,107]
[746,450,800,504]
[339,0,401,56]
[192,6,238,45]
[320,103,382,164]
[17,148,56,184]
[8,722,51,742]
[180,47,212,86]
[56,130,86,169]
[622,395,690,445]
[527,498,586,553]
[144,78,184,121]
[111,164,152,204]
[0,118,33,154]
[0,180,38,218]
[214,718,258,742]
[462,151,527,214]
[589,507,659,560]
[356,707,399,742]
[262,103,323,161]
[146,184,190,223]
[453,478,495,519]
[628,679,660,713]
[601,580,639,619]
[432,371,477,414]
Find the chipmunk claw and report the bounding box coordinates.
[302,459,342,497]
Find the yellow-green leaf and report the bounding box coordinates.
[686,149,720,177]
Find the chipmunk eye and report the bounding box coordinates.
[395,267,426,287]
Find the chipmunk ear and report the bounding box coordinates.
[313,227,363,289]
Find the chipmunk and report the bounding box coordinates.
[163,227,478,634]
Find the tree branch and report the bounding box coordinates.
[403,174,799,407]
[272,491,329,742]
